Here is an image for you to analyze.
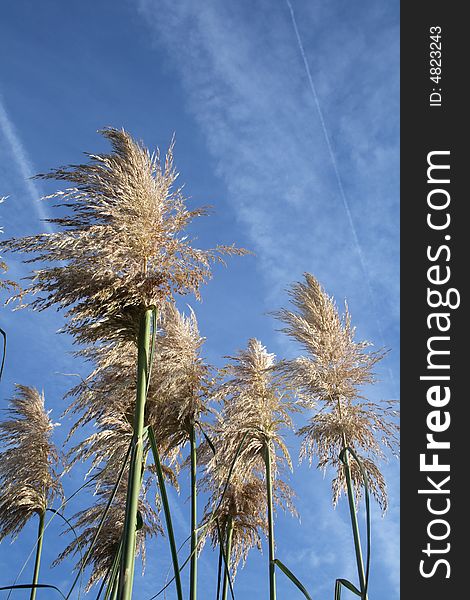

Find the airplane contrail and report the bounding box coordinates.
[285,0,397,391]
[0,98,53,233]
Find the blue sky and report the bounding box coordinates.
[0,1,399,598]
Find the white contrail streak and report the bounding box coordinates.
[285,0,368,285]
[0,98,53,233]
[285,0,396,390]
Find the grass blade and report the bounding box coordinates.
[273,559,312,599]
[65,438,132,599]
[216,544,223,600]
[147,426,183,600]
[47,509,85,599]
[0,327,6,380]
[104,542,122,600]
[216,519,235,600]
[334,578,362,599]
[196,421,216,456]
[0,584,67,599]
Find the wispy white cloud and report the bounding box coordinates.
[0,97,52,233]
[137,0,399,593]
[136,0,398,342]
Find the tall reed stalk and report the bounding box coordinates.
[148,304,216,600]
[189,423,198,600]
[264,442,276,600]
[336,394,367,599]
[118,308,153,599]
[205,339,297,598]
[342,447,366,598]
[1,129,245,598]
[147,426,183,600]
[221,517,233,600]
[30,511,45,600]
[275,273,399,596]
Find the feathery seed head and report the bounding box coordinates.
[65,303,206,480]
[213,339,297,477]
[202,470,267,577]
[0,385,62,540]
[148,302,213,461]
[298,401,399,511]
[275,273,385,405]
[64,338,179,489]
[201,338,297,567]
[2,129,246,343]
[276,273,399,511]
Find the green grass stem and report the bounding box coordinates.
[221,517,233,600]
[29,511,45,600]
[264,441,276,600]
[147,426,183,600]
[118,309,153,600]
[189,423,198,600]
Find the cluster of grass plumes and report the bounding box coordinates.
[0,123,398,600]
[199,338,298,594]
[0,385,62,540]
[53,466,161,591]
[64,301,210,475]
[59,301,208,595]
[274,273,399,599]
[63,341,139,441]
[1,129,246,344]
[64,341,179,490]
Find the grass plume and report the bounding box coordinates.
[275,273,399,598]
[274,273,399,509]
[206,339,298,598]
[1,128,247,344]
[0,385,62,541]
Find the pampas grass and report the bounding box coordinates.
[0,385,62,540]
[150,303,213,600]
[202,464,267,599]
[1,128,246,600]
[275,273,399,598]
[1,129,245,345]
[207,339,298,600]
[0,385,62,600]
[275,273,399,507]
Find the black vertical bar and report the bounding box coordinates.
[401,3,465,598]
